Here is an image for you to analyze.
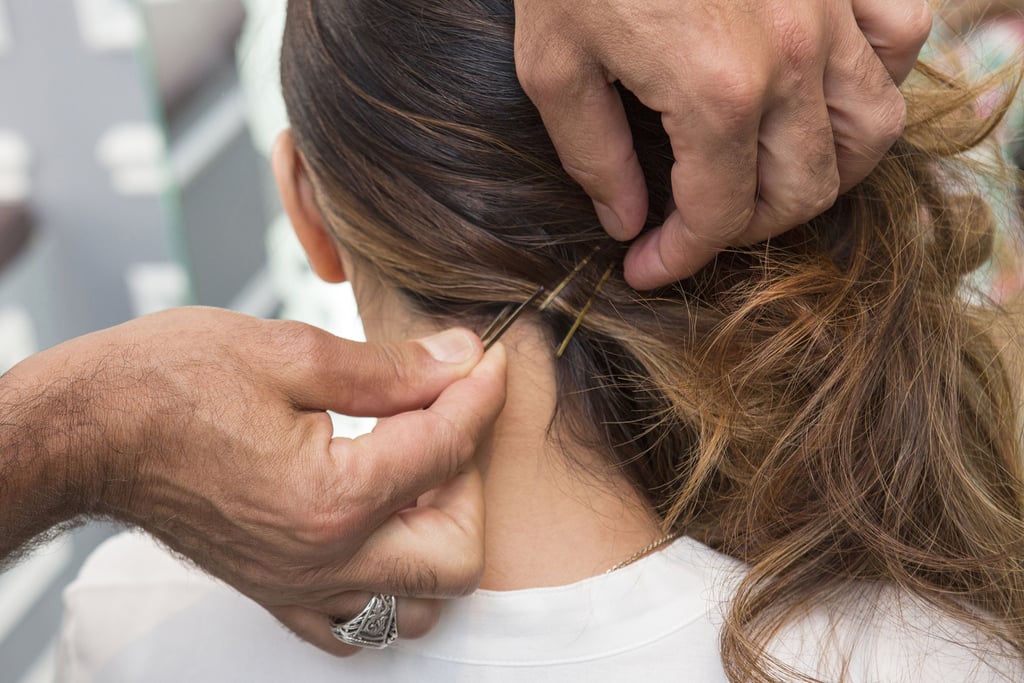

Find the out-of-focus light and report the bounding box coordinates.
[73,0,144,52]
[0,1,11,55]
[0,307,37,373]
[95,123,169,195]
[0,131,31,203]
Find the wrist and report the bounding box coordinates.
[0,352,107,559]
[0,337,143,520]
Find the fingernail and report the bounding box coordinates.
[593,201,625,239]
[419,329,476,364]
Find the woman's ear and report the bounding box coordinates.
[272,130,347,283]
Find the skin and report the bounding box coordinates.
[0,307,506,657]
[1,0,935,659]
[514,0,934,288]
[275,131,661,656]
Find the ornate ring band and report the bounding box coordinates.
[328,593,398,649]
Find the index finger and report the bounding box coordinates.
[623,104,760,289]
[330,344,507,525]
[517,53,648,239]
[852,0,933,84]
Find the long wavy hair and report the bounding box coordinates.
[281,1,1024,679]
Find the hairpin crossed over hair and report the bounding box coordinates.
[480,286,546,351]
[481,248,615,358]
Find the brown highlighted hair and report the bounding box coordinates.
[281,0,1024,679]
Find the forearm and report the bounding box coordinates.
[0,349,112,565]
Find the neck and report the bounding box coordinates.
[474,327,662,591]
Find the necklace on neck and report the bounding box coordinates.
[606,531,681,573]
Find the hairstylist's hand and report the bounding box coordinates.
[514,0,933,288]
[0,307,505,655]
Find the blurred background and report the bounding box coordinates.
[0,1,362,680]
[0,1,1021,680]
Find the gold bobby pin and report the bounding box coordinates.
[537,247,601,312]
[481,285,546,351]
[555,262,615,358]
[480,246,612,352]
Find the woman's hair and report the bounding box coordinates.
[281,1,1024,679]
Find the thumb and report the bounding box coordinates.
[283,327,484,417]
[329,343,507,517]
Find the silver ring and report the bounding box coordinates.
[328,594,398,649]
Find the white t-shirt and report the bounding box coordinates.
[56,532,1020,682]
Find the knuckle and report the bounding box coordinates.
[515,41,578,100]
[311,410,337,443]
[773,15,820,69]
[278,319,319,351]
[706,73,765,124]
[292,411,335,471]
[765,154,839,227]
[875,92,908,147]
[274,319,325,371]
[335,435,406,517]
[695,201,756,244]
[436,415,476,476]
[791,173,840,222]
[291,477,368,551]
[808,171,841,216]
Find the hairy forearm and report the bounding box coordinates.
[0,351,110,565]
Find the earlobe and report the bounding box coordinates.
[272,130,348,284]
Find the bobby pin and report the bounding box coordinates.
[537,246,602,312]
[481,285,546,351]
[480,246,612,352]
[555,262,615,358]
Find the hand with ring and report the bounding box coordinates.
[260,437,496,657]
[329,594,399,649]
[0,307,506,658]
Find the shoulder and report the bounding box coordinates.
[640,539,1021,682]
[57,531,224,681]
[767,583,1022,683]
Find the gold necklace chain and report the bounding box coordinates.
[605,531,682,573]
